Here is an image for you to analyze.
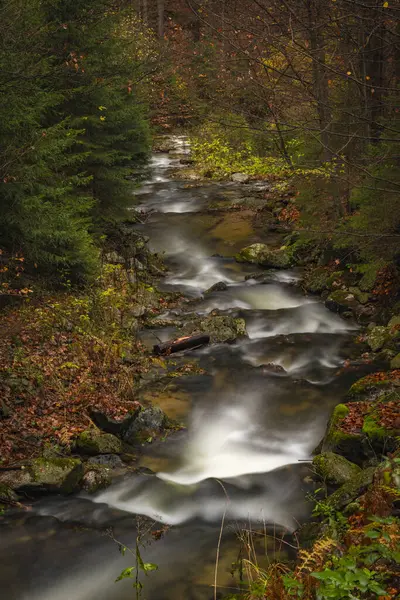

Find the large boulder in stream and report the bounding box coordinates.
[0,458,84,494]
[182,314,247,343]
[123,406,168,445]
[81,464,112,494]
[235,243,292,269]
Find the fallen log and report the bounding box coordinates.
[153,334,210,356]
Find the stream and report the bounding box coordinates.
[1,137,363,600]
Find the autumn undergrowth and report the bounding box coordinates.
[224,458,400,600]
[0,261,179,466]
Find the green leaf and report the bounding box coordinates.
[366,529,380,539]
[115,566,135,583]
[143,562,158,572]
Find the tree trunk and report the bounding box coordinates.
[306,0,332,161]
[157,0,165,38]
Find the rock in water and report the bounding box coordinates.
[231,173,250,183]
[235,243,291,269]
[123,406,167,445]
[81,464,112,494]
[204,281,228,294]
[88,454,125,469]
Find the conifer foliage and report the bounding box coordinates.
[0,0,152,284]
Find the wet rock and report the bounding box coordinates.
[81,464,112,494]
[325,290,361,315]
[123,406,167,445]
[204,281,228,294]
[231,172,250,183]
[170,168,202,181]
[260,363,286,375]
[235,243,291,269]
[313,452,361,486]
[183,314,247,343]
[76,429,122,456]
[0,458,84,494]
[88,454,125,469]
[0,484,19,507]
[236,243,269,263]
[325,467,376,510]
[153,137,176,153]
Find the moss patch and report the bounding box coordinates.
[76,429,122,456]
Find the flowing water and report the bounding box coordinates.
[0,138,366,600]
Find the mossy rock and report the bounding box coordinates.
[123,406,167,445]
[0,484,19,510]
[235,243,270,264]
[347,373,400,402]
[325,290,360,315]
[326,467,376,509]
[183,314,247,343]
[390,353,400,369]
[313,452,361,486]
[235,243,291,269]
[348,287,370,305]
[0,458,84,494]
[320,404,364,462]
[303,267,331,294]
[388,315,400,328]
[366,326,391,352]
[81,464,112,494]
[76,429,122,456]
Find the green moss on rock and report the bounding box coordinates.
[76,429,122,456]
[303,267,331,294]
[326,467,375,509]
[367,326,391,352]
[29,458,84,494]
[235,244,292,269]
[313,452,361,486]
[390,353,400,369]
[183,314,247,343]
[325,290,360,314]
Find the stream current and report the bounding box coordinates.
[0,138,363,599]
